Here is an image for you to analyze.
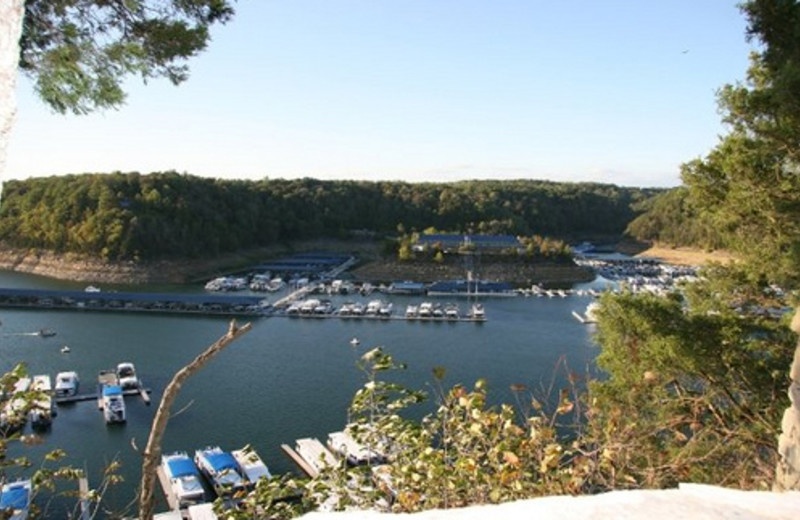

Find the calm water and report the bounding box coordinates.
[0,270,605,516]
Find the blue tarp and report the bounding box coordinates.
[167,456,198,478]
[102,385,123,396]
[0,482,29,510]
[205,451,237,472]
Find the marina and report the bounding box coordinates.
[0,266,603,517]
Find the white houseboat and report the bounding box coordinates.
[161,451,206,508]
[194,446,246,496]
[102,385,126,424]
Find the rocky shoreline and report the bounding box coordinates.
[0,244,595,288]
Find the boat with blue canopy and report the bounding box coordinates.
[194,446,245,496]
[161,451,205,508]
[0,479,31,520]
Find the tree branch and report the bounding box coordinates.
[138,319,252,520]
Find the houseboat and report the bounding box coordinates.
[232,446,272,486]
[327,430,384,466]
[101,385,126,424]
[294,438,337,476]
[29,375,54,430]
[0,479,31,520]
[116,362,139,390]
[161,451,206,508]
[54,371,79,398]
[194,446,246,496]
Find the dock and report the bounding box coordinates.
[156,465,181,512]
[0,287,271,317]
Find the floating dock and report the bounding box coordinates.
[0,287,270,317]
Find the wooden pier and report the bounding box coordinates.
[281,443,319,478]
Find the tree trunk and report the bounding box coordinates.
[0,0,24,179]
[138,319,252,520]
[775,309,800,490]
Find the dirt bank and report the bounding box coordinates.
[616,240,737,266]
[0,241,593,287]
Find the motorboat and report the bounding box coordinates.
[377,302,393,318]
[405,304,418,319]
[38,329,56,338]
[54,371,79,398]
[0,479,31,520]
[350,337,360,346]
[101,385,126,424]
[194,446,246,496]
[365,300,382,315]
[161,451,206,508]
[60,345,71,354]
[232,445,272,486]
[29,375,54,430]
[444,303,460,320]
[116,362,139,390]
[585,301,600,323]
[418,302,433,318]
[468,303,485,321]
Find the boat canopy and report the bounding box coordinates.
[206,451,237,472]
[167,457,198,478]
[102,385,123,397]
[0,482,29,510]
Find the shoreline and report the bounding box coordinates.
[0,246,595,287]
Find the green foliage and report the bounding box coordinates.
[626,187,729,250]
[681,0,800,285]
[589,272,793,489]
[0,174,654,261]
[19,0,234,114]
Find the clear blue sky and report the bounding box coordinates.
[6,0,752,187]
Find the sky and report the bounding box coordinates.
[6,1,753,188]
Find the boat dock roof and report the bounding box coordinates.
[0,287,269,317]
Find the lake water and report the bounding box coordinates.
[0,270,606,516]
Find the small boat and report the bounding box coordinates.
[84,285,101,293]
[444,303,460,320]
[365,300,382,315]
[350,337,360,346]
[468,303,485,321]
[377,302,393,318]
[101,385,126,424]
[116,362,139,390]
[0,479,31,520]
[60,345,71,354]
[54,371,79,398]
[38,329,56,338]
[232,445,272,485]
[418,302,433,318]
[194,446,246,496]
[405,304,418,319]
[162,451,206,508]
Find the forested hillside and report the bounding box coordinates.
[0,172,657,260]
[625,187,728,250]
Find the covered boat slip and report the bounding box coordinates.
[0,287,270,317]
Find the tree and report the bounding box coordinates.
[0,0,235,177]
[631,0,800,490]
